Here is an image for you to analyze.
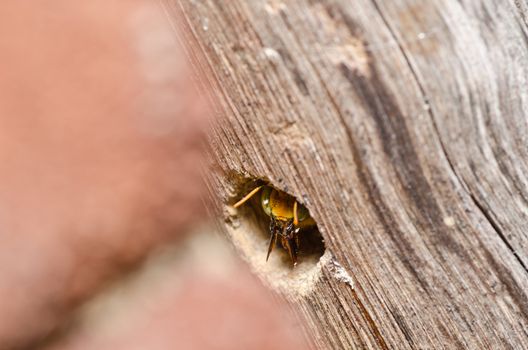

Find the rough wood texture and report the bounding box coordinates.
[164,1,528,348]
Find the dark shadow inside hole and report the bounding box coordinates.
[234,180,325,268]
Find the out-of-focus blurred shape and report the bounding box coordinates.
[0,0,207,347]
[44,228,310,350]
[0,1,311,349]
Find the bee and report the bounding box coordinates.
[233,184,315,266]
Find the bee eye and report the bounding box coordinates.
[297,202,309,222]
[260,186,273,216]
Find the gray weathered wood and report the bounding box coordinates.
[163,0,528,348]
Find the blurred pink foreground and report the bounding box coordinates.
[0,1,309,349]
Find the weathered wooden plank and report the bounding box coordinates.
[163,0,528,348]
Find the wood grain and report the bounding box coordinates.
[163,0,528,348]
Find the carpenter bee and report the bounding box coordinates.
[233,185,315,266]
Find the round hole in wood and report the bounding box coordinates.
[224,179,329,297]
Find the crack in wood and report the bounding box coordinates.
[369,0,528,277]
[350,289,390,350]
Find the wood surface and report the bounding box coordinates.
[163,0,528,348]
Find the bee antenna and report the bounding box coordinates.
[233,185,263,208]
[293,201,299,226]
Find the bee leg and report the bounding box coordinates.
[294,227,300,252]
[266,218,278,262]
[282,236,298,267]
[283,221,298,266]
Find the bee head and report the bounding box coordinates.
[260,186,309,223]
